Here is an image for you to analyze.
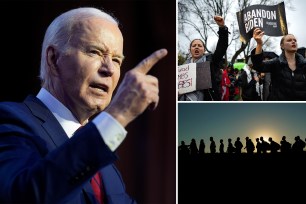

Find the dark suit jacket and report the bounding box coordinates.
[0,95,137,204]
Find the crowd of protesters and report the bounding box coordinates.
[178,18,306,101]
[219,59,270,101]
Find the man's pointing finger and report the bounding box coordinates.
[134,48,168,74]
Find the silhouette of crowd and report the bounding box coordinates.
[179,135,306,158]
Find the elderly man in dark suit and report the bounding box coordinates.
[0,7,167,204]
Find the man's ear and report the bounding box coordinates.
[46,46,59,76]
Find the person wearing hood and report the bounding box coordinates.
[251,28,306,101]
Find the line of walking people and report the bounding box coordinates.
[179,135,306,157]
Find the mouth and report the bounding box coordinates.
[90,83,109,93]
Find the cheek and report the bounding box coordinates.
[58,55,83,80]
[58,63,79,84]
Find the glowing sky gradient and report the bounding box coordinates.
[178,102,306,152]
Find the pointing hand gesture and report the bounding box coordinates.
[106,49,168,127]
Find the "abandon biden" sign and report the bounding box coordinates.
[236,2,288,43]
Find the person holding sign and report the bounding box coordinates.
[251,28,306,101]
[178,16,229,101]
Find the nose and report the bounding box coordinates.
[99,54,115,77]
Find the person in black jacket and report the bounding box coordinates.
[237,61,260,101]
[178,16,229,101]
[251,28,306,101]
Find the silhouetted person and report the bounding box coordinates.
[292,136,305,153]
[219,139,224,153]
[280,136,291,153]
[179,141,190,158]
[189,138,199,157]
[199,139,205,156]
[260,136,269,153]
[234,137,243,153]
[227,138,235,153]
[210,137,216,153]
[245,137,255,154]
[255,138,262,154]
[268,137,280,153]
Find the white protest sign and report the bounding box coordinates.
[178,63,196,94]
[178,62,212,94]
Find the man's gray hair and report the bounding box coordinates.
[39,7,119,86]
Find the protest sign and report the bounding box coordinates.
[236,2,288,43]
[178,62,212,94]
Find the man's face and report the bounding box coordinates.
[54,18,124,117]
[190,40,205,60]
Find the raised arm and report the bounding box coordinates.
[212,16,229,70]
[251,28,278,73]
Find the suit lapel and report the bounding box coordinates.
[24,95,98,204]
[24,95,69,147]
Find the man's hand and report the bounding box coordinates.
[106,49,168,127]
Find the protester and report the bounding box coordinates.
[221,66,231,101]
[251,28,306,100]
[237,59,260,101]
[178,16,229,101]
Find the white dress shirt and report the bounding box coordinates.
[37,88,126,151]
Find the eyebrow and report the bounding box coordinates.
[91,44,125,60]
